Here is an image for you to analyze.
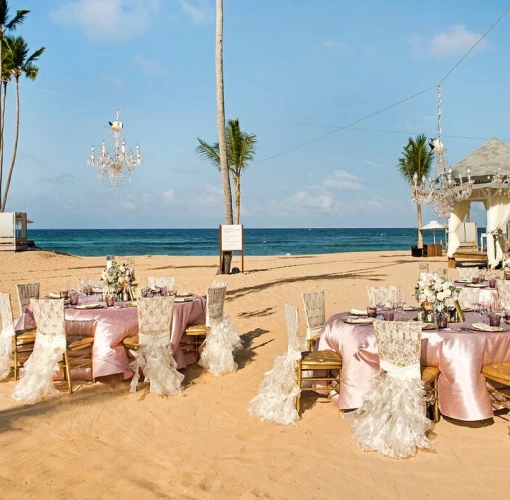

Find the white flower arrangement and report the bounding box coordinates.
[415,273,460,309]
[101,260,135,295]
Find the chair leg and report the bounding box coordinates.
[296,361,302,416]
[433,378,440,423]
[13,337,18,380]
[63,351,73,395]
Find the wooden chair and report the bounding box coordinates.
[0,293,16,380]
[122,296,183,395]
[64,319,96,384]
[286,304,342,416]
[148,276,176,291]
[481,362,510,413]
[16,282,40,313]
[367,286,399,307]
[302,291,325,350]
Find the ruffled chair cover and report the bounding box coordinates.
[0,293,15,380]
[248,303,301,426]
[129,296,184,396]
[352,320,433,459]
[367,286,399,308]
[302,291,325,349]
[496,280,510,308]
[11,299,67,405]
[148,276,176,291]
[458,267,480,282]
[199,286,242,376]
[457,287,481,309]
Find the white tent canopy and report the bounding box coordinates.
[420,220,446,244]
[447,138,510,267]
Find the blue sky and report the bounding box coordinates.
[3,0,510,229]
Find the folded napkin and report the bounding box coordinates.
[47,292,61,299]
[344,316,374,324]
[471,323,502,332]
[350,308,368,316]
[75,303,103,310]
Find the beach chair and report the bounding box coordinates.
[366,286,399,307]
[123,296,184,396]
[248,303,341,425]
[197,285,242,376]
[0,293,16,380]
[148,276,176,291]
[302,291,325,350]
[352,320,438,458]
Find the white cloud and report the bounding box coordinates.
[100,75,124,88]
[289,191,335,213]
[411,25,488,58]
[178,0,213,24]
[365,160,382,168]
[161,189,175,203]
[50,0,160,41]
[322,170,362,190]
[198,184,222,209]
[323,41,349,50]
[133,55,170,78]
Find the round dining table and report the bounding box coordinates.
[15,294,206,380]
[317,310,510,421]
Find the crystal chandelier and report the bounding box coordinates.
[87,109,142,186]
[411,84,473,219]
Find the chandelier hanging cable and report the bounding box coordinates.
[87,109,142,186]
[411,84,473,219]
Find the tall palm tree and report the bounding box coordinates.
[397,134,434,249]
[196,118,257,224]
[1,35,44,211]
[215,0,233,273]
[0,1,29,211]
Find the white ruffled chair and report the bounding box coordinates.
[457,267,480,282]
[198,285,242,376]
[352,320,434,459]
[248,303,342,426]
[0,293,15,380]
[148,276,176,291]
[302,291,325,350]
[496,280,510,308]
[11,298,71,404]
[125,296,184,396]
[16,282,40,314]
[457,287,481,309]
[367,286,399,308]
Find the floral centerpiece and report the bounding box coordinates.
[101,260,136,300]
[415,273,460,321]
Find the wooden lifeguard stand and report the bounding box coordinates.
[0,212,28,251]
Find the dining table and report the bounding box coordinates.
[317,309,510,421]
[14,293,207,380]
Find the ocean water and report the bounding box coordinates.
[26,227,476,257]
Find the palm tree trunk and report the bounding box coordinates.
[234,176,241,225]
[417,202,424,249]
[0,32,3,211]
[216,0,233,273]
[1,76,19,211]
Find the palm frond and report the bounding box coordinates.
[6,9,30,31]
[196,138,221,170]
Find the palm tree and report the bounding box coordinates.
[0,1,29,211]
[1,35,44,211]
[215,0,234,273]
[196,118,257,224]
[397,134,434,249]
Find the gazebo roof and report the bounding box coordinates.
[450,137,510,180]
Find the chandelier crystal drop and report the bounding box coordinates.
[411,84,473,219]
[87,109,142,186]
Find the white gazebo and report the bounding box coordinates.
[447,137,510,267]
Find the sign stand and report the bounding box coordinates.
[219,224,244,272]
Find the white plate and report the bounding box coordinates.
[469,323,507,332]
[177,291,192,297]
[47,292,62,299]
[175,297,194,303]
[343,316,374,325]
[74,303,104,310]
[465,283,487,288]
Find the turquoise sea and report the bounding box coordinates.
[26,227,479,257]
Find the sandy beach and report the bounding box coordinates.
[0,250,509,500]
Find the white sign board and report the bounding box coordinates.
[221,225,243,251]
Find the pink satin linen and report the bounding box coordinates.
[317,311,510,421]
[15,295,206,380]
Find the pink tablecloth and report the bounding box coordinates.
[15,295,206,379]
[317,311,510,421]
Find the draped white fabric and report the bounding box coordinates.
[247,347,301,426]
[199,314,242,376]
[0,324,15,380]
[447,200,470,257]
[486,192,510,267]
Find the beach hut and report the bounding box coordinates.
[447,137,510,267]
[0,212,28,251]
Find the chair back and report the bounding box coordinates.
[137,296,175,344]
[302,291,325,329]
[496,280,510,308]
[284,303,300,352]
[367,286,399,307]
[457,287,481,309]
[373,320,422,377]
[17,283,40,312]
[458,267,479,281]
[212,280,228,289]
[31,298,66,339]
[148,277,176,291]
[0,293,13,330]
[206,286,226,326]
